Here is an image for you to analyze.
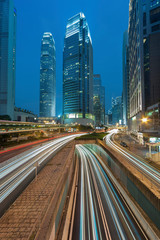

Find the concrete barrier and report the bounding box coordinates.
[97,139,160,233]
[62,154,79,240]
[98,153,160,240]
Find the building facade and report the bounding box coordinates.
[0,0,17,120]
[100,86,105,125]
[93,74,101,126]
[112,96,123,125]
[40,32,56,118]
[122,30,129,126]
[93,74,106,126]
[14,107,37,122]
[63,13,94,126]
[128,0,160,131]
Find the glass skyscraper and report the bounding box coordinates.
[0,0,17,120]
[122,30,129,126]
[40,32,56,118]
[100,86,105,125]
[63,13,94,125]
[112,96,123,125]
[93,74,105,126]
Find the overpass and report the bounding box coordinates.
[0,120,79,135]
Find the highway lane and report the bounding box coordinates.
[72,144,150,240]
[0,133,77,163]
[0,134,83,206]
[0,144,41,163]
[105,130,160,188]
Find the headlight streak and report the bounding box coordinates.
[1,138,73,197]
[80,145,127,240]
[77,146,98,240]
[0,135,78,177]
[86,145,142,240]
[76,144,149,240]
[85,152,112,240]
[0,134,83,203]
[106,131,160,187]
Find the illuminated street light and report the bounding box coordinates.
[142,118,148,123]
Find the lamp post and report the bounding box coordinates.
[140,117,148,132]
[142,117,148,123]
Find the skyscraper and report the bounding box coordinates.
[112,96,123,125]
[63,13,94,125]
[0,0,17,120]
[122,30,129,126]
[93,74,105,126]
[128,0,160,131]
[40,32,56,119]
[100,86,105,125]
[93,74,101,126]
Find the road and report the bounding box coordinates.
[0,133,78,163]
[72,144,151,240]
[105,130,160,188]
[0,134,83,214]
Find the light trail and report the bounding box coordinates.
[105,130,160,187]
[74,144,149,240]
[0,134,83,204]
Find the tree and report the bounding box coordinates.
[0,115,11,121]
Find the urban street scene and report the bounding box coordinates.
[0,0,160,239]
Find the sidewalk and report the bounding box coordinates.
[0,142,75,240]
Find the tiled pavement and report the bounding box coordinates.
[0,142,74,240]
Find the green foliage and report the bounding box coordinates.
[0,115,11,120]
[76,132,108,140]
[76,124,93,131]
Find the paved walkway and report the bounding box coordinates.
[0,142,74,240]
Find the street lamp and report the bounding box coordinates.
[142,118,148,123]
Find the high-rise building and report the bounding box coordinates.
[63,13,94,126]
[122,30,129,126]
[40,32,56,119]
[93,74,101,126]
[128,0,160,131]
[93,74,105,126]
[0,0,17,120]
[100,86,105,125]
[112,96,123,125]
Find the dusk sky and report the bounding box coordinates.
[14,0,129,116]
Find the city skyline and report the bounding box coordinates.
[0,1,160,239]
[14,0,129,116]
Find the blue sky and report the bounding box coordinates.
[14,0,129,116]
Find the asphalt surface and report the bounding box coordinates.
[0,144,39,163]
[0,134,84,216]
[105,130,160,188]
[0,133,76,163]
[72,144,149,240]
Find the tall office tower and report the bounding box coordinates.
[93,74,101,126]
[93,74,105,126]
[100,86,105,125]
[112,96,123,125]
[128,0,160,131]
[40,32,56,119]
[122,31,129,126]
[0,0,17,120]
[63,13,94,126]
